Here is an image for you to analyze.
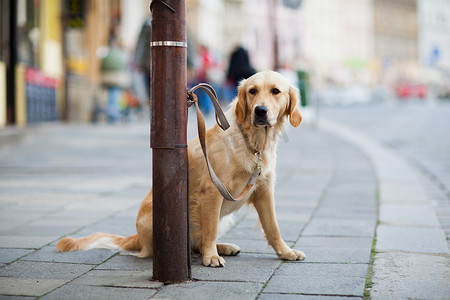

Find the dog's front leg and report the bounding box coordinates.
[200,190,225,267]
[251,184,305,261]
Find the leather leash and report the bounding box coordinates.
[187,84,262,202]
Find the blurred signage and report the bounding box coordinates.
[429,46,440,66]
[26,67,59,88]
[68,0,85,28]
[282,0,302,9]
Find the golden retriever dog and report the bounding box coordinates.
[57,71,305,267]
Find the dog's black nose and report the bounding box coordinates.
[255,106,268,118]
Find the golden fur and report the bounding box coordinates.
[57,71,305,267]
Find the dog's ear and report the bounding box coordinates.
[235,80,247,123]
[288,85,302,128]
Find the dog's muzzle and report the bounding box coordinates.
[253,105,269,126]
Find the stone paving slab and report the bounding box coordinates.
[274,190,324,201]
[1,224,82,238]
[0,249,34,264]
[94,254,153,271]
[277,221,307,242]
[44,210,113,226]
[0,211,46,227]
[263,263,368,297]
[300,247,371,264]
[263,275,367,297]
[297,236,374,249]
[274,211,312,223]
[42,284,157,300]
[0,236,59,249]
[71,269,162,288]
[0,277,67,297]
[259,295,360,300]
[21,246,119,265]
[379,204,439,227]
[301,218,376,237]
[314,206,377,219]
[25,216,97,228]
[190,253,280,283]
[376,225,448,254]
[220,223,266,241]
[371,252,450,300]
[274,199,318,210]
[275,262,369,277]
[379,182,430,204]
[152,281,264,300]
[0,261,94,280]
[73,216,137,237]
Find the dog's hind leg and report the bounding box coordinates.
[135,190,154,258]
[217,243,241,256]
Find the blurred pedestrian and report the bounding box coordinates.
[226,46,256,96]
[134,16,152,101]
[194,45,217,114]
[100,33,129,123]
[197,45,213,83]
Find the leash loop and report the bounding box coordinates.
[188,84,230,131]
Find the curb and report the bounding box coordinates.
[314,115,450,299]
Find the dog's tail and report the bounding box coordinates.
[57,191,154,258]
[56,233,141,255]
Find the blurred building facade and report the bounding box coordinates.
[418,0,450,70]
[2,0,450,127]
[417,0,450,93]
[373,0,418,86]
[188,0,449,96]
[0,0,149,127]
[300,0,374,87]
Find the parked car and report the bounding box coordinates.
[395,83,427,99]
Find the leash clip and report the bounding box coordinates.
[187,92,197,107]
[255,152,262,175]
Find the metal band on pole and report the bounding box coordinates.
[151,41,188,48]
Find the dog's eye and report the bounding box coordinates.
[272,88,281,95]
[249,88,257,95]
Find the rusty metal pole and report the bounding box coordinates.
[150,0,189,283]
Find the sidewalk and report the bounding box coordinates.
[319,117,450,299]
[0,112,449,299]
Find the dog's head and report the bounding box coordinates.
[235,71,302,128]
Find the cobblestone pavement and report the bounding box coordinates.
[320,100,450,247]
[0,106,448,299]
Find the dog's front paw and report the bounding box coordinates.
[202,255,226,267]
[278,249,305,261]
